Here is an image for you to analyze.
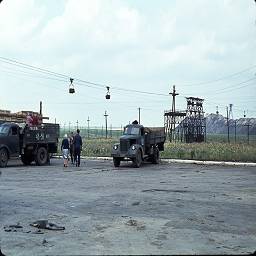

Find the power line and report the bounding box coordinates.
[214,77,256,94]
[179,64,256,87]
[0,57,68,80]
[1,56,255,98]
[0,56,255,112]
[0,56,169,97]
[0,65,67,83]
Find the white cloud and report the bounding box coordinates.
[0,0,43,51]
[0,0,255,125]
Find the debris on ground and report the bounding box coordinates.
[32,229,44,234]
[42,239,48,245]
[132,201,140,206]
[30,220,65,230]
[4,223,23,232]
[125,219,146,231]
[101,169,110,172]
[126,219,138,226]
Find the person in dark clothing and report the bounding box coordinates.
[61,134,70,167]
[69,131,75,164]
[73,129,82,167]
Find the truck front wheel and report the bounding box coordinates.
[133,150,142,168]
[0,148,8,168]
[113,157,121,167]
[35,147,48,166]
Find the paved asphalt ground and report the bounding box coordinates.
[0,158,256,255]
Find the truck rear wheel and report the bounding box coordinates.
[0,148,8,168]
[21,154,34,165]
[133,150,142,168]
[152,147,160,164]
[35,147,48,166]
[113,157,121,167]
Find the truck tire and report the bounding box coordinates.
[21,154,34,165]
[113,157,121,167]
[35,147,48,166]
[0,148,8,168]
[152,147,160,164]
[133,150,142,168]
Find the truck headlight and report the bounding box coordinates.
[131,145,136,150]
[113,145,118,150]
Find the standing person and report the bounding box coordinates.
[26,113,33,127]
[61,134,70,167]
[69,131,75,164]
[73,129,82,167]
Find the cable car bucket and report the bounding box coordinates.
[69,78,75,94]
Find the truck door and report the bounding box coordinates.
[8,126,20,156]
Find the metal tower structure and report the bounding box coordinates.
[164,87,206,143]
[164,86,186,142]
[183,97,206,143]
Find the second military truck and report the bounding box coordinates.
[111,123,166,167]
[0,122,59,167]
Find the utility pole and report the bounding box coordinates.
[87,116,90,139]
[54,118,56,124]
[244,123,251,144]
[170,85,178,113]
[234,120,237,143]
[169,85,179,142]
[229,104,233,119]
[104,111,108,139]
[39,101,42,116]
[138,107,141,124]
[226,106,230,143]
[69,122,71,133]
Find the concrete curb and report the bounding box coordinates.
[52,155,256,167]
[161,159,256,167]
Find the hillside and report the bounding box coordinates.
[206,113,256,135]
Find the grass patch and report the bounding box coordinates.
[58,137,256,162]
[161,142,256,162]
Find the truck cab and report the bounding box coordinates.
[112,123,166,168]
[0,123,21,159]
[121,124,145,151]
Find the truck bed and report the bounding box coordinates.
[144,127,166,146]
[23,123,59,144]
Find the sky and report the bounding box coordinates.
[0,0,255,128]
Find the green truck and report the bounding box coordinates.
[0,122,59,167]
[111,123,166,168]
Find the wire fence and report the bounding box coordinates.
[59,124,256,144]
[60,125,124,139]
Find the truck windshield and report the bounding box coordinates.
[0,126,9,135]
[124,126,140,135]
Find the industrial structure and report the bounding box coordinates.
[164,86,206,143]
